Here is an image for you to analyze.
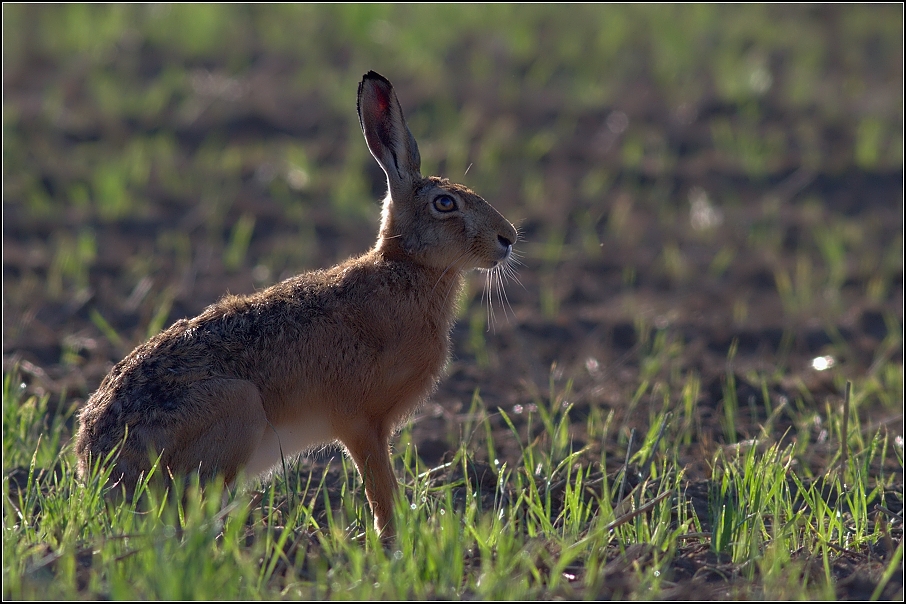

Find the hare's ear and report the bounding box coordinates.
[357,71,422,192]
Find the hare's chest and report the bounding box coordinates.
[386,321,448,375]
[374,316,449,398]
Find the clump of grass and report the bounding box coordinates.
[47,230,97,300]
[223,212,256,272]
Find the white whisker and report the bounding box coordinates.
[475,249,521,332]
[498,269,516,322]
[494,268,504,311]
[485,270,495,332]
[502,256,526,291]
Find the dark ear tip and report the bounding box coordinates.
[362,70,392,88]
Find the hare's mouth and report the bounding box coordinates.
[480,250,512,270]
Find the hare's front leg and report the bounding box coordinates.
[338,424,398,535]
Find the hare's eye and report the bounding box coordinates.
[432,195,457,213]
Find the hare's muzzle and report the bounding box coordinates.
[490,231,516,267]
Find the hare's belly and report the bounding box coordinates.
[244,414,334,478]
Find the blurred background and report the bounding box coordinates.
[2,5,902,460]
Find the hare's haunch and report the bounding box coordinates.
[75,71,517,534]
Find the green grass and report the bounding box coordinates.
[3,363,902,599]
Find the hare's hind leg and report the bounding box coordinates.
[339,425,397,535]
[166,377,269,485]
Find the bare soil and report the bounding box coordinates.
[3,35,903,598]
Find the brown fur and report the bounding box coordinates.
[75,71,517,534]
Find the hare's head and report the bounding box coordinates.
[358,72,517,273]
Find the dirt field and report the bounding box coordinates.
[3,4,903,598]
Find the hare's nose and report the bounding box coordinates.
[496,234,514,262]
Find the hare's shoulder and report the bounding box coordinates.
[236,256,434,310]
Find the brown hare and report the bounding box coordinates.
[76,71,518,535]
